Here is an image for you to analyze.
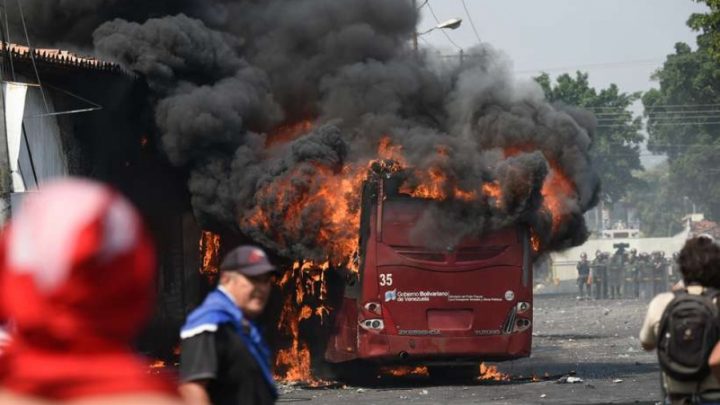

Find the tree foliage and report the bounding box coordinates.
[643,2,720,220]
[624,164,686,237]
[536,72,643,204]
[688,0,720,61]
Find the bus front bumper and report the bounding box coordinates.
[355,331,532,362]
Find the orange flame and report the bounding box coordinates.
[274,295,313,382]
[274,261,333,384]
[409,166,449,200]
[530,228,541,253]
[479,362,510,381]
[541,164,575,234]
[482,182,503,207]
[378,136,408,165]
[266,120,313,148]
[199,231,221,281]
[257,136,579,383]
[149,360,166,369]
[147,359,167,374]
[380,365,429,377]
[243,164,364,273]
[504,145,578,238]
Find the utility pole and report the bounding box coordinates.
[413,0,418,52]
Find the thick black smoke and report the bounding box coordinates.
[15,0,600,258]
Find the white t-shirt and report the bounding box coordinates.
[639,289,720,395]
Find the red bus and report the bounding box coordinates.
[324,169,533,377]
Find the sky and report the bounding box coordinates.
[420,0,709,168]
[420,0,708,94]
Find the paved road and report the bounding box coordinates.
[278,293,663,404]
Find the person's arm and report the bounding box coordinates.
[178,332,218,405]
[639,304,658,351]
[639,293,671,351]
[178,381,210,405]
[709,341,720,382]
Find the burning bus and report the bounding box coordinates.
[323,162,533,378]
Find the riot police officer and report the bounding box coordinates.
[591,250,608,299]
[638,252,653,299]
[651,251,668,295]
[576,252,591,299]
[623,248,639,298]
[608,247,626,299]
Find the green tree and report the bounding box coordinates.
[536,72,644,204]
[624,164,686,237]
[643,3,720,220]
[688,0,720,61]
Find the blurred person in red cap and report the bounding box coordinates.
[179,245,278,405]
[0,178,182,405]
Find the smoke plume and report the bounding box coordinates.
[15,0,600,259]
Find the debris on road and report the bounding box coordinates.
[612,379,624,384]
[556,375,584,384]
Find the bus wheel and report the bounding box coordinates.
[427,365,479,383]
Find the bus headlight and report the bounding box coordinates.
[360,319,385,331]
[516,301,531,314]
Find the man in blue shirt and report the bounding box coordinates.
[179,246,279,405]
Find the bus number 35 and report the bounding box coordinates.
[379,273,393,286]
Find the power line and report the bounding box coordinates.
[608,115,720,119]
[598,121,720,128]
[598,116,720,122]
[592,110,720,114]
[418,35,441,55]
[514,58,663,74]
[586,103,720,110]
[426,0,463,51]
[460,0,482,44]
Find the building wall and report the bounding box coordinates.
[18,81,68,189]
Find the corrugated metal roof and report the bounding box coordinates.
[0,42,122,73]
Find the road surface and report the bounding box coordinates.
[278,291,662,405]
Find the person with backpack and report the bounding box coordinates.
[639,235,720,404]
